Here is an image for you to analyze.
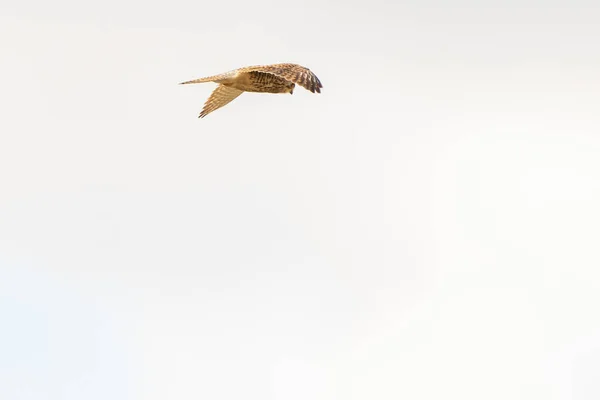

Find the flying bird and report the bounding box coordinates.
[180,63,323,118]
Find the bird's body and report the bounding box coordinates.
[231,71,296,94]
[180,63,322,118]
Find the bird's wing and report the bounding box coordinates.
[199,85,244,118]
[240,63,322,93]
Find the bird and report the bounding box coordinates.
[180,63,323,118]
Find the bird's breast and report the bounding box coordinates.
[225,72,289,93]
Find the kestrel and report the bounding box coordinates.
[180,63,323,118]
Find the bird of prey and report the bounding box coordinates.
[180,63,323,118]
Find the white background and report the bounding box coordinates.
[1,1,600,399]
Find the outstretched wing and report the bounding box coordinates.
[241,63,322,93]
[199,85,244,118]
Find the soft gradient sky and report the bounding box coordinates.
[1,1,600,399]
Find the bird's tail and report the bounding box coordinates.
[179,70,237,85]
[179,76,216,85]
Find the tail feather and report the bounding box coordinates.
[179,76,216,85]
[180,70,237,85]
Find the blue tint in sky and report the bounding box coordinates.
[0,261,131,400]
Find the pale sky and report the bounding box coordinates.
[1,1,600,399]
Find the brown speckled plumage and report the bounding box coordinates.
[180,63,323,118]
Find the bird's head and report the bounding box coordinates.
[286,82,295,94]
